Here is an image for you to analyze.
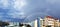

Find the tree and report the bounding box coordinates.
[0,21,9,26]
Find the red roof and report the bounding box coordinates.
[46,16,53,18]
[46,16,58,20]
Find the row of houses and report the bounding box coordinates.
[34,16,60,27]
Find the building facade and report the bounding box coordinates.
[44,16,59,27]
[0,16,60,27]
[40,18,44,27]
[44,16,55,27]
[34,18,44,27]
[33,16,60,27]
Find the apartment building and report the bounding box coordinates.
[54,18,59,27]
[44,16,55,27]
[34,19,38,27]
[44,16,59,27]
[32,16,60,27]
[34,18,44,27]
[40,18,44,27]
[33,16,59,27]
[59,22,60,27]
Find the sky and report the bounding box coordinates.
[0,0,60,22]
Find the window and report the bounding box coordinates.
[43,25,45,26]
[46,26,51,27]
[43,20,45,21]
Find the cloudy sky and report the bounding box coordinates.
[0,0,60,22]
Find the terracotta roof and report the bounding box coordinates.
[46,16,58,20]
[46,16,53,18]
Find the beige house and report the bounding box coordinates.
[59,22,60,27]
[44,16,55,27]
[54,18,59,27]
[43,16,59,27]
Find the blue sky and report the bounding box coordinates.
[0,0,60,22]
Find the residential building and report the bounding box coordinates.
[44,16,59,27]
[59,22,60,27]
[40,18,44,27]
[54,18,59,27]
[34,19,37,27]
[44,16,55,27]
[34,18,44,27]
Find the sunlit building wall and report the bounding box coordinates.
[34,18,44,27]
[44,16,55,27]
[34,19,37,27]
[59,22,60,27]
[44,16,59,27]
[54,19,59,27]
[40,18,44,27]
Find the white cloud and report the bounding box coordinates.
[0,0,9,8]
[5,0,27,19]
[3,0,8,7]
[13,0,27,11]
[7,11,25,19]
